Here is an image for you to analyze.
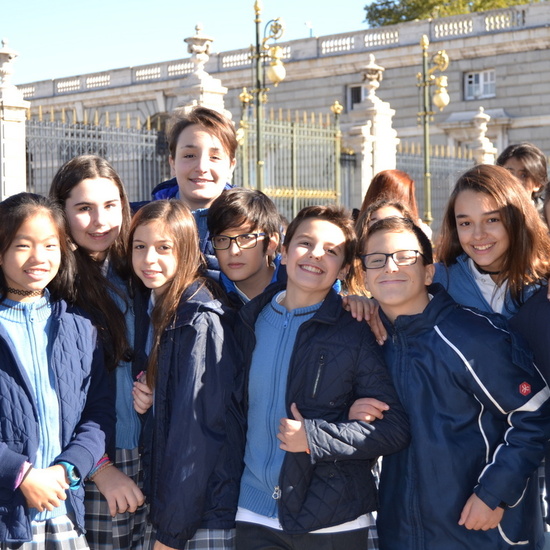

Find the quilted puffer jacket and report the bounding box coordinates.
[0,300,114,542]
[236,284,410,534]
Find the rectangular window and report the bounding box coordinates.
[464,69,495,100]
[347,85,364,111]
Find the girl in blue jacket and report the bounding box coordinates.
[0,193,113,548]
[130,200,243,550]
[436,163,550,318]
[50,155,147,550]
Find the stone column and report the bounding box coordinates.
[471,106,497,165]
[0,39,30,199]
[173,24,232,119]
[344,55,399,208]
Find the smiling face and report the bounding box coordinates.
[169,124,236,211]
[0,212,61,302]
[132,221,177,297]
[282,218,348,309]
[64,177,123,261]
[454,189,510,274]
[364,229,434,322]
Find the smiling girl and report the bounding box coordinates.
[0,192,113,550]
[129,200,243,550]
[436,164,550,317]
[49,156,146,550]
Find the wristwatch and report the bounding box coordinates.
[57,461,81,490]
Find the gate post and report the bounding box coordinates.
[173,25,232,120]
[0,40,29,200]
[343,55,399,209]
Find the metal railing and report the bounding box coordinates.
[234,110,343,220]
[25,119,170,200]
[397,142,474,235]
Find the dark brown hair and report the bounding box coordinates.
[207,188,281,254]
[284,204,356,268]
[167,107,237,160]
[129,200,205,389]
[362,216,434,265]
[49,155,132,370]
[496,142,548,200]
[438,164,550,305]
[0,193,76,304]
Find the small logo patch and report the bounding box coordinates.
[519,382,531,396]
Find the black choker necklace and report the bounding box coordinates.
[475,264,501,276]
[7,287,44,298]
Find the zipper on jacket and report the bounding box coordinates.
[311,352,326,398]
[272,485,281,499]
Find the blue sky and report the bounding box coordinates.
[4,1,368,85]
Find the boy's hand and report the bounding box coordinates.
[278,403,309,453]
[133,380,153,414]
[93,465,145,516]
[348,398,389,422]
[458,493,504,530]
[19,465,68,511]
[342,295,387,345]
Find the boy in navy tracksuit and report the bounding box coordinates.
[354,216,550,550]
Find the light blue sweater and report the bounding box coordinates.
[239,292,322,518]
[0,295,66,521]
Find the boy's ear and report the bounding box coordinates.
[337,263,350,281]
[266,233,280,256]
[229,157,237,175]
[425,263,435,286]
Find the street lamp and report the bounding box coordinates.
[240,1,286,192]
[417,34,450,226]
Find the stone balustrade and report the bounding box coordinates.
[16,2,545,100]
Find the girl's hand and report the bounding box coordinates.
[348,398,389,422]
[93,465,145,516]
[133,380,153,414]
[277,403,309,453]
[19,465,68,511]
[342,295,387,345]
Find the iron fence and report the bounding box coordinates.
[234,111,342,221]
[397,143,474,236]
[25,119,170,200]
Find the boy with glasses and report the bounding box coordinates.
[353,215,550,549]
[207,188,282,307]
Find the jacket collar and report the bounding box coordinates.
[168,280,226,329]
[239,283,343,330]
[382,283,459,337]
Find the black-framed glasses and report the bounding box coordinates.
[360,250,426,270]
[211,233,266,250]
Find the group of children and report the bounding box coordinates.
[0,105,549,550]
